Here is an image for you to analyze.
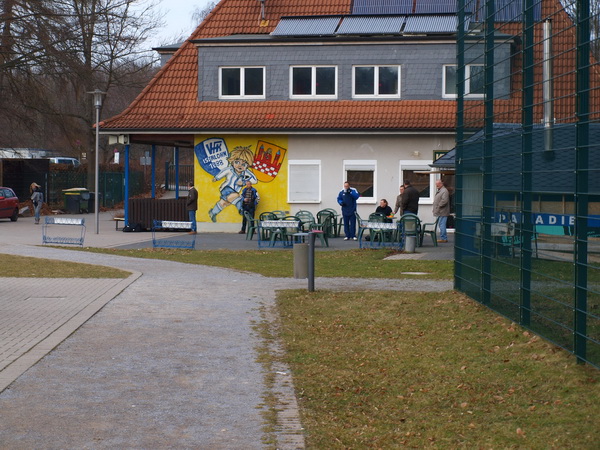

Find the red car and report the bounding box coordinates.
[0,187,19,221]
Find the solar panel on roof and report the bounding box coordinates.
[464,0,541,22]
[414,0,457,14]
[336,15,405,35]
[271,16,341,36]
[404,15,458,34]
[352,0,413,15]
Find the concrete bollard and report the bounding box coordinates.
[293,243,309,279]
[405,235,417,253]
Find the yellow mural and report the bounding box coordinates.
[193,135,289,223]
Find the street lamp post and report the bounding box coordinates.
[88,89,105,234]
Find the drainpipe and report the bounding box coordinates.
[543,19,554,156]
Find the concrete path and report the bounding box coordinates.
[0,212,453,448]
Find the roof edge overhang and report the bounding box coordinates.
[101,129,457,135]
[101,129,455,148]
[192,34,458,45]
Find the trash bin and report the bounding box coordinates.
[64,193,80,214]
[63,188,89,214]
[86,192,102,214]
[293,242,309,279]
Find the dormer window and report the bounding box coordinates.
[219,66,265,99]
[443,64,485,98]
[290,66,337,99]
[353,65,401,98]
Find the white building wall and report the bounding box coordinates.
[287,133,454,224]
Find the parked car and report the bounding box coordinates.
[0,187,19,221]
[49,157,80,167]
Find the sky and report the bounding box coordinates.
[146,0,215,48]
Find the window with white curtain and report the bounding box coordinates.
[288,160,321,202]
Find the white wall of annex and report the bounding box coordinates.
[287,134,455,224]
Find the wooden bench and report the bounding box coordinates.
[113,217,125,231]
[42,217,86,246]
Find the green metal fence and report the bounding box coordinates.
[49,170,145,208]
[455,0,600,367]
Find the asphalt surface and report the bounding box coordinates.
[0,210,453,449]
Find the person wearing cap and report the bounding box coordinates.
[30,182,43,224]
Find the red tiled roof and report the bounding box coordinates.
[101,100,459,132]
[101,0,598,134]
[102,0,357,133]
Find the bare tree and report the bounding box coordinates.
[191,1,217,28]
[0,0,164,189]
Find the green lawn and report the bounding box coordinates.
[275,289,600,448]
[76,247,453,279]
[0,254,129,278]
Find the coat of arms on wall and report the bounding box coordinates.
[252,140,286,183]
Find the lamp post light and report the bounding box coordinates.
[88,89,105,234]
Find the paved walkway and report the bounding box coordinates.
[0,212,453,448]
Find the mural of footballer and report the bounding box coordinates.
[208,145,258,222]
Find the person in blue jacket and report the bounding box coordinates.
[337,181,360,240]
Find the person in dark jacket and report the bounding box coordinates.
[239,180,259,234]
[337,181,360,240]
[401,180,419,215]
[375,199,393,223]
[186,181,198,234]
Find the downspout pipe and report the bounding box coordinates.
[543,19,554,156]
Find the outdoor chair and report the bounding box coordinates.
[295,210,316,232]
[258,212,277,240]
[271,210,287,219]
[323,208,342,237]
[259,212,276,220]
[268,216,300,247]
[355,211,368,244]
[399,213,421,249]
[243,210,258,240]
[316,210,335,238]
[367,212,387,244]
[420,216,439,246]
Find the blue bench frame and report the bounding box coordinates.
[152,220,196,249]
[42,217,86,246]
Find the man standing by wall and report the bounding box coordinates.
[401,180,419,215]
[433,179,450,243]
[239,180,259,234]
[337,181,360,240]
[187,181,198,235]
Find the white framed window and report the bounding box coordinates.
[443,65,457,98]
[443,64,485,98]
[344,160,376,203]
[352,65,401,98]
[399,160,436,204]
[219,66,265,99]
[290,66,337,99]
[288,160,321,203]
[466,64,484,97]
